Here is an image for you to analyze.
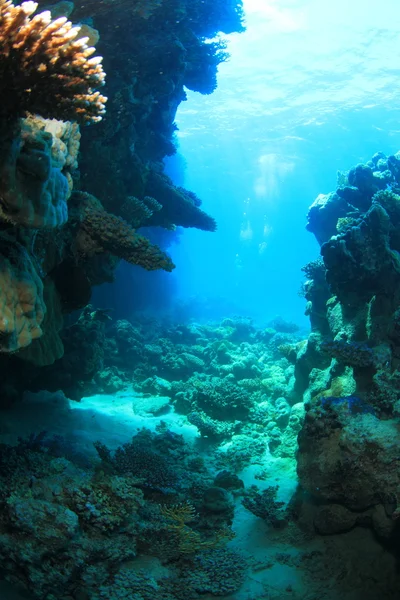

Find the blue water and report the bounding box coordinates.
[168,0,400,326]
[94,0,400,328]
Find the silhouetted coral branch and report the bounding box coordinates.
[0,233,45,352]
[146,171,217,231]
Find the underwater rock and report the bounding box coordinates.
[202,486,234,517]
[314,504,357,535]
[132,394,171,416]
[371,503,396,539]
[306,191,349,245]
[298,410,400,511]
[321,202,400,306]
[213,470,244,491]
[347,163,381,197]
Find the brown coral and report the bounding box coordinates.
[0,0,106,129]
[72,192,175,272]
[0,233,45,352]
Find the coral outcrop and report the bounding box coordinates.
[0,0,243,380]
[71,192,175,272]
[295,149,400,541]
[0,428,241,599]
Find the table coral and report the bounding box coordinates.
[145,171,217,231]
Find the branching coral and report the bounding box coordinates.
[160,501,235,554]
[94,433,179,492]
[242,485,287,528]
[71,192,175,272]
[0,0,106,132]
[120,195,162,228]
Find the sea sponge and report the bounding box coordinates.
[0,115,80,227]
[0,0,106,128]
[0,234,45,352]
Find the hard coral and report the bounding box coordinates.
[146,171,217,232]
[0,0,106,130]
[94,432,179,492]
[0,234,45,352]
[72,192,175,272]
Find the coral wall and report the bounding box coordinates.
[0,0,244,403]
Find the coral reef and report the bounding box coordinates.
[0,0,243,392]
[0,428,241,599]
[25,314,303,461]
[294,149,400,542]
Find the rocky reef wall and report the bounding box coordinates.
[0,0,244,404]
[294,150,400,541]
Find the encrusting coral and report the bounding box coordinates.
[0,0,106,132]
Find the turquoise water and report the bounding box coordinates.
[169,0,400,324]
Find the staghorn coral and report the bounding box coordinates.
[71,192,175,272]
[0,0,106,133]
